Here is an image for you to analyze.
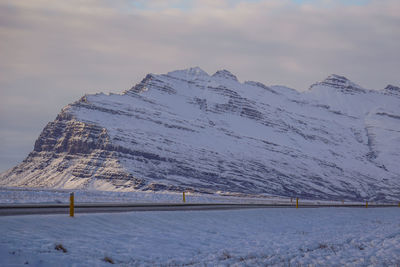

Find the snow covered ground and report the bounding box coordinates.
[0,187,362,205]
[0,187,281,204]
[0,207,399,266]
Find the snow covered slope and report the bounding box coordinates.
[1,68,399,201]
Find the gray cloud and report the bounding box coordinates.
[0,0,399,171]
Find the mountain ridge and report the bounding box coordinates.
[1,67,399,201]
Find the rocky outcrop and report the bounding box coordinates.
[384,84,400,96]
[0,109,144,191]
[310,74,366,94]
[212,69,239,82]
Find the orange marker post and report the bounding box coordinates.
[70,193,74,217]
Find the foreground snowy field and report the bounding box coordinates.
[0,208,399,266]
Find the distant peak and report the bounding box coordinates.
[385,84,400,92]
[167,67,209,79]
[212,69,239,82]
[322,74,353,85]
[310,74,365,93]
[184,66,208,75]
[384,84,400,97]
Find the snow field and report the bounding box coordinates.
[0,187,367,205]
[0,207,399,266]
[0,187,280,204]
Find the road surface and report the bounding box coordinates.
[0,202,397,216]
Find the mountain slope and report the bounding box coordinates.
[1,68,399,201]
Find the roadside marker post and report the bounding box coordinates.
[366,201,368,208]
[183,192,186,203]
[70,193,74,217]
[296,198,299,209]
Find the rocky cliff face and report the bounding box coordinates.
[1,67,399,201]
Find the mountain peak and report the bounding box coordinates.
[321,74,357,88]
[325,74,350,82]
[184,66,208,76]
[212,69,239,82]
[384,84,400,93]
[167,67,209,80]
[310,74,365,93]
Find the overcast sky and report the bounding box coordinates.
[0,0,399,172]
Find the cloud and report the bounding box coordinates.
[0,0,399,171]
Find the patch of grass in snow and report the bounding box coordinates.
[103,256,114,264]
[299,242,339,255]
[54,244,67,253]
[219,250,232,260]
[216,251,276,265]
[355,244,365,250]
[330,245,337,255]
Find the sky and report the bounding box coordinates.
[0,0,399,172]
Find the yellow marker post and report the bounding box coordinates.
[182,192,186,203]
[366,201,368,208]
[69,193,74,217]
[398,202,400,207]
[296,198,299,209]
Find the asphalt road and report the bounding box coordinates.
[0,203,398,216]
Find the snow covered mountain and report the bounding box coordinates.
[1,68,399,201]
